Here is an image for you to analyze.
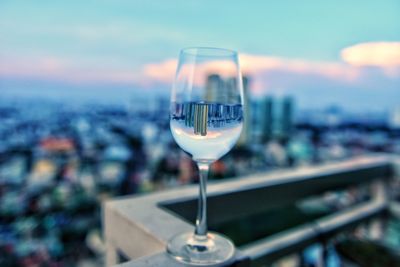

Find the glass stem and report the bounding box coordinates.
[195,163,209,238]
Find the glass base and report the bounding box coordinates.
[166,232,235,266]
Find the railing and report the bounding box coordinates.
[103,154,399,267]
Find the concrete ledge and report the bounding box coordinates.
[103,154,397,266]
[112,251,250,267]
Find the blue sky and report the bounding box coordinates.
[0,0,399,110]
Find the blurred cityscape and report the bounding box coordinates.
[0,74,400,266]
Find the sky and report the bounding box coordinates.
[0,0,399,111]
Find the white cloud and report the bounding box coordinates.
[138,54,362,89]
[1,44,399,92]
[341,42,400,67]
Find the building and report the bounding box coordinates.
[204,74,251,146]
[389,106,400,129]
[260,96,294,142]
[261,97,273,142]
[205,74,224,102]
[237,76,251,146]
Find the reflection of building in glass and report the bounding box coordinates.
[184,102,195,127]
[193,103,208,136]
[175,102,242,135]
[182,102,210,135]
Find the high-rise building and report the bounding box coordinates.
[259,96,294,142]
[237,76,251,146]
[389,106,400,129]
[261,97,273,142]
[205,74,223,102]
[225,77,242,104]
[205,74,251,146]
[280,97,294,139]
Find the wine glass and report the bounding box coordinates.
[167,47,244,265]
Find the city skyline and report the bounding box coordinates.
[0,1,399,111]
